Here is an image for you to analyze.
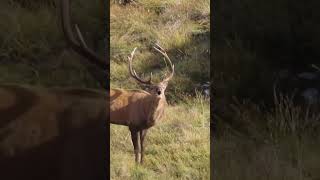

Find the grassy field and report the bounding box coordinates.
[213,94,320,180]
[110,0,210,179]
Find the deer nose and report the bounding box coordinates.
[157,90,161,95]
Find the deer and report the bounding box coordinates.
[110,44,175,164]
[0,0,108,179]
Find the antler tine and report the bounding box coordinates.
[128,47,153,85]
[60,0,107,69]
[311,64,320,72]
[75,24,89,49]
[153,44,175,82]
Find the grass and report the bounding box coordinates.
[213,91,320,180]
[214,135,320,180]
[111,93,210,179]
[110,0,210,102]
[110,0,210,179]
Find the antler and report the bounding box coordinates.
[128,44,174,85]
[61,0,107,68]
[153,44,175,83]
[312,64,320,72]
[128,47,153,85]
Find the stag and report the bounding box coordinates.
[110,44,174,164]
[0,0,108,179]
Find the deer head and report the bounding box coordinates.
[127,44,174,99]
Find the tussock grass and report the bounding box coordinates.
[214,91,320,180]
[267,91,320,140]
[214,135,320,180]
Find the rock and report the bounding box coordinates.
[297,72,318,80]
[301,88,319,105]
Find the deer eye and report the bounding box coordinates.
[157,89,161,95]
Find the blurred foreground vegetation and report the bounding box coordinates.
[0,0,104,88]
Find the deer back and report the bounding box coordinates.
[0,84,106,156]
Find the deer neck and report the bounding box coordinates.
[144,95,166,127]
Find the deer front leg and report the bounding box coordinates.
[139,129,148,164]
[130,128,140,163]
